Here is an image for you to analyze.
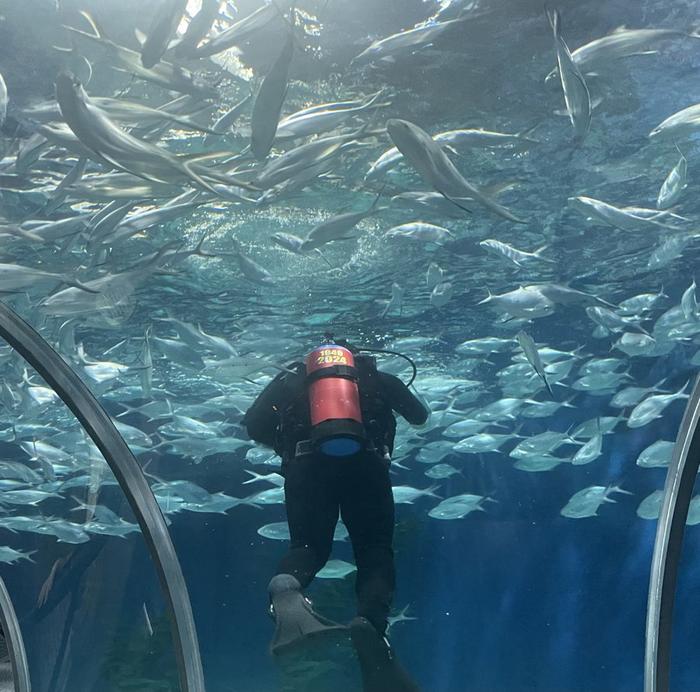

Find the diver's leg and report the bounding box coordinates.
[268,453,346,655]
[275,452,337,584]
[340,452,395,635]
[342,454,421,691]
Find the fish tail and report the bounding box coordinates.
[544,376,554,399]
[533,244,555,262]
[607,484,634,497]
[516,122,542,141]
[426,484,442,499]
[544,4,560,35]
[678,379,692,397]
[66,278,99,294]
[478,288,493,304]
[78,10,105,39]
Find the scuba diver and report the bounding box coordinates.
[242,335,429,692]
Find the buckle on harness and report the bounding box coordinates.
[294,440,314,457]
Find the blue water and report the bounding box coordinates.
[2,0,700,690]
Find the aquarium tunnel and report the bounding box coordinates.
[3,0,700,690]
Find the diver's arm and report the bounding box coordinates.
[377,371,430,425]
[242,366,299,447]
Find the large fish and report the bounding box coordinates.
[351,15,473,65]
[386,118,526,223]
[545,27,698,82]
[192,2,285,58]
[366,127,536,181]
[300,193,384,251]
[24,97,215,134]
[650,103,700,140]
[546,7,591,141]
[570,195,681,231]
[250,31,294,160]
[65,13,216,97]
[275,91,385,140]
[55,73,251,193]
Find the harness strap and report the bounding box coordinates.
[305,364,358,384]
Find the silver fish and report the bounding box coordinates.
[657,148,687,209]
[480,239,553,266]
[516,331,554,396]
[250,31,294,160]
[546,7,591,141]
[386,118,525,223]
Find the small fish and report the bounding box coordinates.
[627,382,690,428]
[424,463,462,479]
[385,222,455,244]
[516,331,554,397]
[143,602,154,637]
[657,147,687,209]
[430,282,453,309]
[382,283,405,318]
[0,71,7,128]
[480,239,553,267]
[426,262,446,289]
[428,494,491,520]
[637,490,665,520]
[560,485,632,519]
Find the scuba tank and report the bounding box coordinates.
[305,339,365,456]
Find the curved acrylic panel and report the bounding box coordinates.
[0,301,205,692]
[645,374,700,692]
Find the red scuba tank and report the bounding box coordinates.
[305,342,365,456]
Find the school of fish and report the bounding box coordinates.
[0,0,699,581]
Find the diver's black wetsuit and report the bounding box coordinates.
[243,355,429,635]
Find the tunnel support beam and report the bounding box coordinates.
[0,301,205,692]
[645,375,700,692]
[0,575,30,692]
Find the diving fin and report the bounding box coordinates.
[350,616,421,692]
[268,574,348,656]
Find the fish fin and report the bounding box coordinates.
[438,191,473,215]
[134,28,147,46]
[533,245,555,262]
[478,288,493,305]
[480,179,521,198]
[62,279,99,294]
[516,122,542,142]
[544,377,554,399]
[544,5,560,35]
[78,10,108,40]
[624,50,659,58]
[608,484,634,497]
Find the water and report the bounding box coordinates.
[1,0,700,689]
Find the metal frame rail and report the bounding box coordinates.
[0,301,205,692]
[0,575,30,692]
[645,374,700,692]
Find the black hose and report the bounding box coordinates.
[356,347,418,388]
